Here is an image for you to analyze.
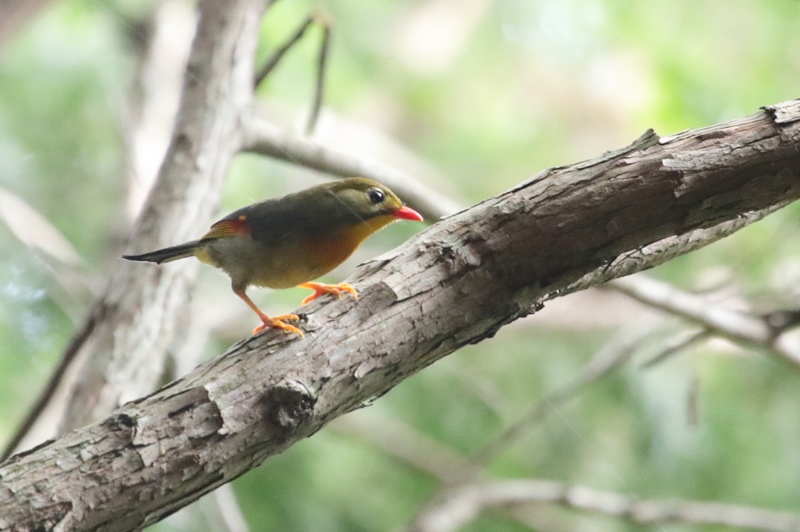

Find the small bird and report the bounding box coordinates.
[123,178,423,336]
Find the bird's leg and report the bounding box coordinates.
[234,288,303,336]
[298,282,358,305]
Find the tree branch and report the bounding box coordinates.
[253,12,314,88]
[409,479,800,532]
[305,12,331,136]
[463,322,655,478]
[609,274,800,367]
[1,100,800,530]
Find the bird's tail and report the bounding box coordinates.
[122,241,200,264]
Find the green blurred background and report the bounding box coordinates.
[2,0,800,530]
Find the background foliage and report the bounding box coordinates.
[2,0,800,530]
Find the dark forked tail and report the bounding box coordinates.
[122,241,199,264]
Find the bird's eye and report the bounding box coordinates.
[368,188,385,204]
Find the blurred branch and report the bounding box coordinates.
[0,0,53,46]
[253,13,315,87]
[251,9,455,217]
[0,186,83,266]
[253,8,335,136]
[330,414,542,529]
[336,409,800,532]
[463,323,653,477]
[331,415,470,483]
[215,485,250,532]
[204,485,250,532]
[609,274,800,368]
[306,13,332,136]
[242,115,461,220]
[0,185,94,313]
[641,328,710,368]
[124,0,195,218]
[0,306,101,462]
[3,98,800,529]
[409,479,800,532]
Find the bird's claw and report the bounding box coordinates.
[299,282,358,305]
[252,313,303,337]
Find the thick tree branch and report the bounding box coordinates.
[561,202,786,298]
[1,100,799,530]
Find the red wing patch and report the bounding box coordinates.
[201,216,251,240]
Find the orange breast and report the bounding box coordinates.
[286,214,396,284]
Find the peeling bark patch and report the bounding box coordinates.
[184,400,225,440]
[262,381,316,433]
[763,100,800,125]
[131,387,223,468]
[353,361,373,380]
[439,239,484,274]
[163,387,224,440]
[359,281,400,306]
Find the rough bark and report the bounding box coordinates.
[1,100,799,531]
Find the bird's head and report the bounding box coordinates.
[323,177,424,225]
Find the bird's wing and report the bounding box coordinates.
[200,217,251,240]
[201,198,309,246]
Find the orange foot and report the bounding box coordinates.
[298,282,358,306]
[252,313,303,336]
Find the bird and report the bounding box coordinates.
[122,178,424,336]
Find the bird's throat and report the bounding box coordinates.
[310,215,396,269]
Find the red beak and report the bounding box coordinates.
[393,205,424,222]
